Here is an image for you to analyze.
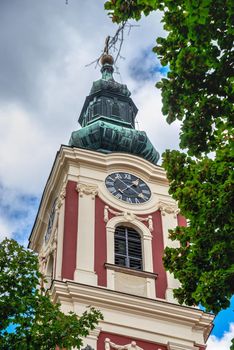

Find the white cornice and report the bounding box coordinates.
[50,280,214,339]
[62,146,168,182]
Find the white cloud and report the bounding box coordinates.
[0,217,13,241]
[133,80,180,161]
[207,323,234,350]
[0,103,56,194]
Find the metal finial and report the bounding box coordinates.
[104,36,110,55]
[100,36,114,66]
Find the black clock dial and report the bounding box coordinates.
[44,198,57,243]
[105,172,151,204]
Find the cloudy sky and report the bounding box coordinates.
[0,1,233,348]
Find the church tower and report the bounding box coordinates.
[29,54,213,350]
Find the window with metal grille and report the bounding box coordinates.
[114,226,142,270]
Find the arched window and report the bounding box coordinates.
[114,226,142,270]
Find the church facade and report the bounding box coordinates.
[29,54,213,350]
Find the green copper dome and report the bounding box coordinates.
[69,54,160,165]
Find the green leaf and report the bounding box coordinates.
[0,239,103,349]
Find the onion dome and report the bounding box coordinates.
[69,54,160,165]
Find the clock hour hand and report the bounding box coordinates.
[119,186,129,193]
[119,179,140,194]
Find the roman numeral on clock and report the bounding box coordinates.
[105,172,151,204]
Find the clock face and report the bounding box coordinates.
[44,198,57,243]
[105,172,151,204]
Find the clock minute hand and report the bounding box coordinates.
[119,185,131,193]
[119,183,134,193]
[132,179,139,187]
[116,178,131,193]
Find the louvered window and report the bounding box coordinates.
[112,102,120,117]
[114,226,142,270]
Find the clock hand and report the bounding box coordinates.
[119,186,146,201]
[120,184,144,197]
[116,178,145,199]
[119,181,138,193]
[124,183,148,199]
[127,186,142,196]
[132,179,139,187]
[116,178,131,193]
[119,184,133,193]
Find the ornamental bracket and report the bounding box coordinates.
[104,206,153,232]
[76,183,98,199]
[157,200,180,218]
[56,184,66,209]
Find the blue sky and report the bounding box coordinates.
[212,297,234,337]
[0,1,233,349]
[129,49,169,81]
[0,185,40,245]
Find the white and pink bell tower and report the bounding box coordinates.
[29,55,213,350]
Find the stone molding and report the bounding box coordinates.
[76,183,98,199]
[157,201,180,218]
[103,201,179,230]
[105,338,145,350]
[104,205,153,232]
[167,342,197,350]
[105,263,158,279]
[89,327,102,339]
[50,280,214,337]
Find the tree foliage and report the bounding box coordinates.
[105,0,234,314]
[0,238,103,350]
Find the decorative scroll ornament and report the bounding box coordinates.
[56,185,66,209]
[39,228,58,274]
[105,339,144,350]
[104,206,153,232]
[157,200,180,218]
[76,183,98,199]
